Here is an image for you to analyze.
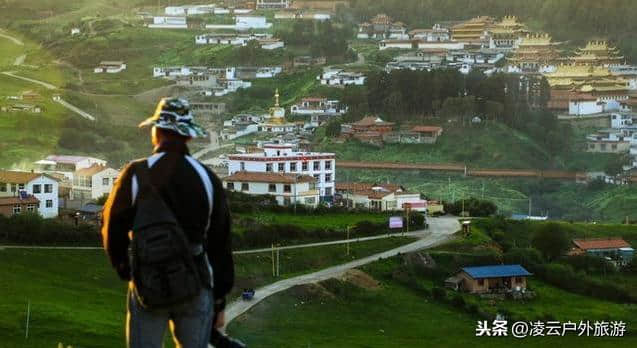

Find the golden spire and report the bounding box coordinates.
[274,88,280,107]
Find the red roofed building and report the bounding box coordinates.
[335,182,427,212]
[0,195,40,217]
[223,171,319,207]
[570,238,634,264]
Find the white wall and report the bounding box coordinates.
[228,156,335,197]
[27,176,59,218]
[91,168,119,200]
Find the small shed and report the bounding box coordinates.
[455,264,532,294]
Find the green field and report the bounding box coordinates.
[236,211,391,231]
[339,168,637,222]
[0,237,415,348]
[227,256,637,347]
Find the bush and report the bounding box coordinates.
[451,294,465,308]
[0,213,100,246]
[432,286,447,301]
[503,248,544,268]
[531,222,572,261]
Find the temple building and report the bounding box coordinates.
[257,89,297,133]
[357,14,407,40]
[450,16,494,45]
[565,40,624,67]
[487,16,530,51]
[507,33,562,73]
[544,65,631,113]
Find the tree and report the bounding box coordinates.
[325,120,341,137]
[531,223,572,261]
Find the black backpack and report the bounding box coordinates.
[129,160,203,309]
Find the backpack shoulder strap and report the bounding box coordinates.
[185,155,214,232]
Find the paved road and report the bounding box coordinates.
[224,217,459,326]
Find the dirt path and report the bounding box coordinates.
[0,30,24,46]
[13,54,26,66]
[224,217,460,326]
[1,71,57,89]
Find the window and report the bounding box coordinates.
[477,279,484,286]
[0,182,5,192]
[103,178,110,186]
[325,160,332,170]
[227,183,235,190]
[266,163,273,172]
[45,200,53,208]
[601,143,607,151]
[13,205,21,214]
[325,187,332,196]
[325,174,332,182]
[44,184,53,193]
[283,197,291,206]
[305,197,316,204]
[241,183,249,191]
[314,174,321,182]
[284,184,291,193]
[18,183,25,190]
[11,184,17,193]
[27,204,36,213]
[612,144,618,150]
[309,182,316,190]
[302,162,308,171]
[268,184,277,193]
[240,162,245,171]
[290,162,297,172]
[313,161,320,171]
[278,163,285,172]
[33,184,41,194]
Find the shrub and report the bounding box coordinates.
[451,294,465,308]
[432,286,447,301]
[531,222,572,261]
[503,248,544,268]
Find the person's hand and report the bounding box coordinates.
[214,310,225,328]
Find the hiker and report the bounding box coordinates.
[101,98,234,348]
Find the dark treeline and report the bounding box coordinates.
[343,0,637,61]
[340,69,569,159]
[275,20,353,59]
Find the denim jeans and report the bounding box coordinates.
[126,286,214,348]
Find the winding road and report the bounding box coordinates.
[224,217,459,326]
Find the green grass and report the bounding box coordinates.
[339,167,637,222]
[228,255,637,347]
[236,211,391,231]
[0,237,415,347]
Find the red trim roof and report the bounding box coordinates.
[411,126,443,133]
[572,238,631,250]
[223,171,316,184]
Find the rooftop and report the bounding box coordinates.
[573,238,631,250]
[45,155,105,164]
[224,171,316,184]
[462,264,532,279]
[0,196,40,205]
[75,164,110,177]
[0,170,52,184]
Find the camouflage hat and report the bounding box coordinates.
[139,98,207,138]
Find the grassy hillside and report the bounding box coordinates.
[317,122,620,172]
[0,237,414,347]
[227,258,637,347]
[340,168,637,222]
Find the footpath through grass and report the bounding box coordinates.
[0,236,415,347]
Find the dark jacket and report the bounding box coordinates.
[101,141,234,302]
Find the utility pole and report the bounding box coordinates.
[25,300,30,339]
[294,174,297,215]
[271,243,275,277]
[276,246,280,277]
[528,197,532,217]
[346,226,351,256]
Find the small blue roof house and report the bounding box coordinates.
[446,264,532,293]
